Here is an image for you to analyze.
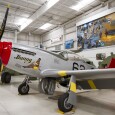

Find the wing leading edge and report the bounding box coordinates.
[41,68,115,80]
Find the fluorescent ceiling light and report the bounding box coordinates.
[20,19,32,31]
[15,18,32,26]
[70,0,95,11]
[47,0,59,8]
[39,23,53,30]
[15,18,27,26]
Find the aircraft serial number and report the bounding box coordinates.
[73,62,85,70]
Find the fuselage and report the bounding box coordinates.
[0,42,96,78]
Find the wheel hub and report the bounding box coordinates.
[22,86,28,93]
[64,98,72,109]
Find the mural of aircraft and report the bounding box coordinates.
[0,7,115,113]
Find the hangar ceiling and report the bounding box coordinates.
[0,0,110,35]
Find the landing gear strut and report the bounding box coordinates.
[38,78,56,95]
[1,72,11,83]
[18,76,30,95]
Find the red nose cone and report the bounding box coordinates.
[0,42,12,65]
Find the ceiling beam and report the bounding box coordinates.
[0,0,36,12]
[19,0,42,6]
[19,0,60,32]
[0,20,18,30]
[0,11,30,19]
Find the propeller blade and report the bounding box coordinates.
[0,5,10,40]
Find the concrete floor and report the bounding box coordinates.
[0,76,115,115]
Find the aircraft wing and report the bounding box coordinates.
[41,68,115,107]
[41,68,115,80]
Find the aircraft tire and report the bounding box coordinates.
[38,78,56,95]
[38,79,45,93]
[58,93,73,112]
[18,83,29,95]
[46,79,56,95]
[1,72,11,83]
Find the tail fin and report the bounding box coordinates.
[0,6,9,40]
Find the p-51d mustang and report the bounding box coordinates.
[0,7,115,113]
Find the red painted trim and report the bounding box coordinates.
[1,42,12,65]
[108,58,115,68]
[0,42,3,57]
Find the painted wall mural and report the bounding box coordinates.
[77,13,115,49]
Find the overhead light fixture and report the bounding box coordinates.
[19,19,32,31]
[39,23,53,30]
[15,18,28,26]
[70,0,95,11]
[15,18,32,26]
[47,0,59,7]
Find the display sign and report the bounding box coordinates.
[51,37,61,43]
[77,13,115,49]
[65,39,74,49]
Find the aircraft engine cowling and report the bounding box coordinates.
[0,42,12,65]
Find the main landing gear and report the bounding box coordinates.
[18,76,30,95]
[38,78,56,95]
[58,75,77,112]
[1,72,11,83]
[58,93,73,112]
[18,77,56,95]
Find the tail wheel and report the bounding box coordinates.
[18,83,29,95]
[58,93,73,112]
[1,72,11,83]
[38,78,56,95]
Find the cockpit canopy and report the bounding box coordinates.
[51,50,82,60]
